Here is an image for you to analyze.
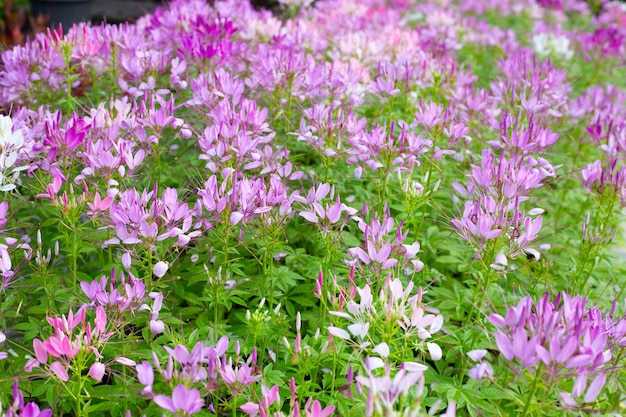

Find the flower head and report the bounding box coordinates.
[154,385,204,416]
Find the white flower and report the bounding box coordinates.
[328,326,351,340]
[403,361,428,372]
[532,33,574,61]
[0,115,28,192]
[427,342,443,360]
[348,322,370,339]
[372,342,390,357]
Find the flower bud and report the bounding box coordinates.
[88,362,105,381]
[153,261,168,278]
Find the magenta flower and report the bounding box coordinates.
[0,201,8,231]
[4,381,52,417]
[304,399,335,417]
[21,402,53,417]
[153,385,204,416]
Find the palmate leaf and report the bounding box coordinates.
[269,265,305,292]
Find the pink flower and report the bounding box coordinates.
[153,261,169,278]
[86,192,113,216]
[468,361,494,380]
[304,399,335,417]
[150,319,165,334]
[219,362,261,389]
[584,373,606,403]
[136,361,154,394]
[154,385,203,416]
[22,402,53,417]
[88,362,105,381]
[240,402,260,417]
[35,176,63,200]
[49,361,69,382]
[33,338,48,363]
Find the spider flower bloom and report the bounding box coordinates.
[153,261,169,278]
[154,385,204,416]
[3,381,52,417]
[304,399,334,417]
[490,293,615,402]
[0,115,30,192]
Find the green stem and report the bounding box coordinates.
[223,224,231,265]
[72,227,78,291]
[147,249,154,291]
[214,296,219,331]
[232,394,238,417]
[61,42,74,114]
[521,364,542,417]
[264,239,275,308]
[379,171,389,213]
[73,356,86,417]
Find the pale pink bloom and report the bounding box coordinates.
[153,261,169,278]
[49,361,69,382]
[154,385,203,415]
[583,373,606,403]
[116,357,137,366]
[467,349,488,362]
[88,362,105,381]
[122,253,132,269]
[136,360,154,394]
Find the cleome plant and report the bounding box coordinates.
[0,0,626,416]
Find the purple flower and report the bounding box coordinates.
[22,403,53,417]
[3,382,53,417]
[219,362,261,391]
[153,385,203,416]
[490,293,616,403]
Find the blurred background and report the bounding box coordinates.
[0,0,624,48]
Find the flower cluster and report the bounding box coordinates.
[0,0,623,415]
[24,306,112,382]
[356,357,456,417]
[329,275,444,364]
[489,293,626,407]
[105,186,199,247]
[1,381,52,417]
[0,115,34,192]
[347,209,423,275]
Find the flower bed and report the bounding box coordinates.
[0,0,626,416]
